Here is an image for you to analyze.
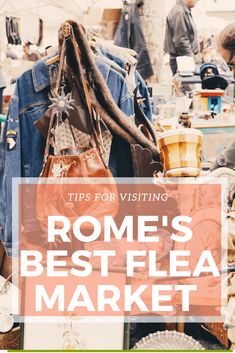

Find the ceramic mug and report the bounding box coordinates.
[0,312,14,333]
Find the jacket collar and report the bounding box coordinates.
[177,0,191,14]
[32,59,50,93]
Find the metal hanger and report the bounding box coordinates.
[46,54,59,66]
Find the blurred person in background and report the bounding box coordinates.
[164,0,199,75]
[218,23,235,74]
[211,23,235,171]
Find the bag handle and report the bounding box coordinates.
[43,38,67,161]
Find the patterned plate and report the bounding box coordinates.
[133,330,205,350]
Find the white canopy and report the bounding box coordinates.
[0,0,122,46]
[0,0,122,21]
[0,0,232,48]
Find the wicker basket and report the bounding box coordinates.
[0,326,20,350]
[204,323,229,348]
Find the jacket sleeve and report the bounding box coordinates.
[0,82,21,256]
[172,11,194,57]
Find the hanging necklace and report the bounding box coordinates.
[49,90,75,117]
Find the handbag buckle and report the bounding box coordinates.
[83,152,96,161]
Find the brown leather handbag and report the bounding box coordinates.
[36,33,119,232]
[34,77,113,166]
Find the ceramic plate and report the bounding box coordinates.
[133,330,205,350]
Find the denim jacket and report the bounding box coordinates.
[99,47,153,121]
[0,58,135,256]
[114,3,154,80]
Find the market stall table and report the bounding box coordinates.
[192,121,235,169]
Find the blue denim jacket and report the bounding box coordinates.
[0,58,135,255]
[96,57,135,116]
[100,48,153,121]
[114,3,154,80]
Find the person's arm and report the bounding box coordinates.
[172,11,194,56]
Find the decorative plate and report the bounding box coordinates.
[210,167,235,179]
[133,330,205,350]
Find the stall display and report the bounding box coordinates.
[195,89,224,114]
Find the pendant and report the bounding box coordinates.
[49,92,75,116]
